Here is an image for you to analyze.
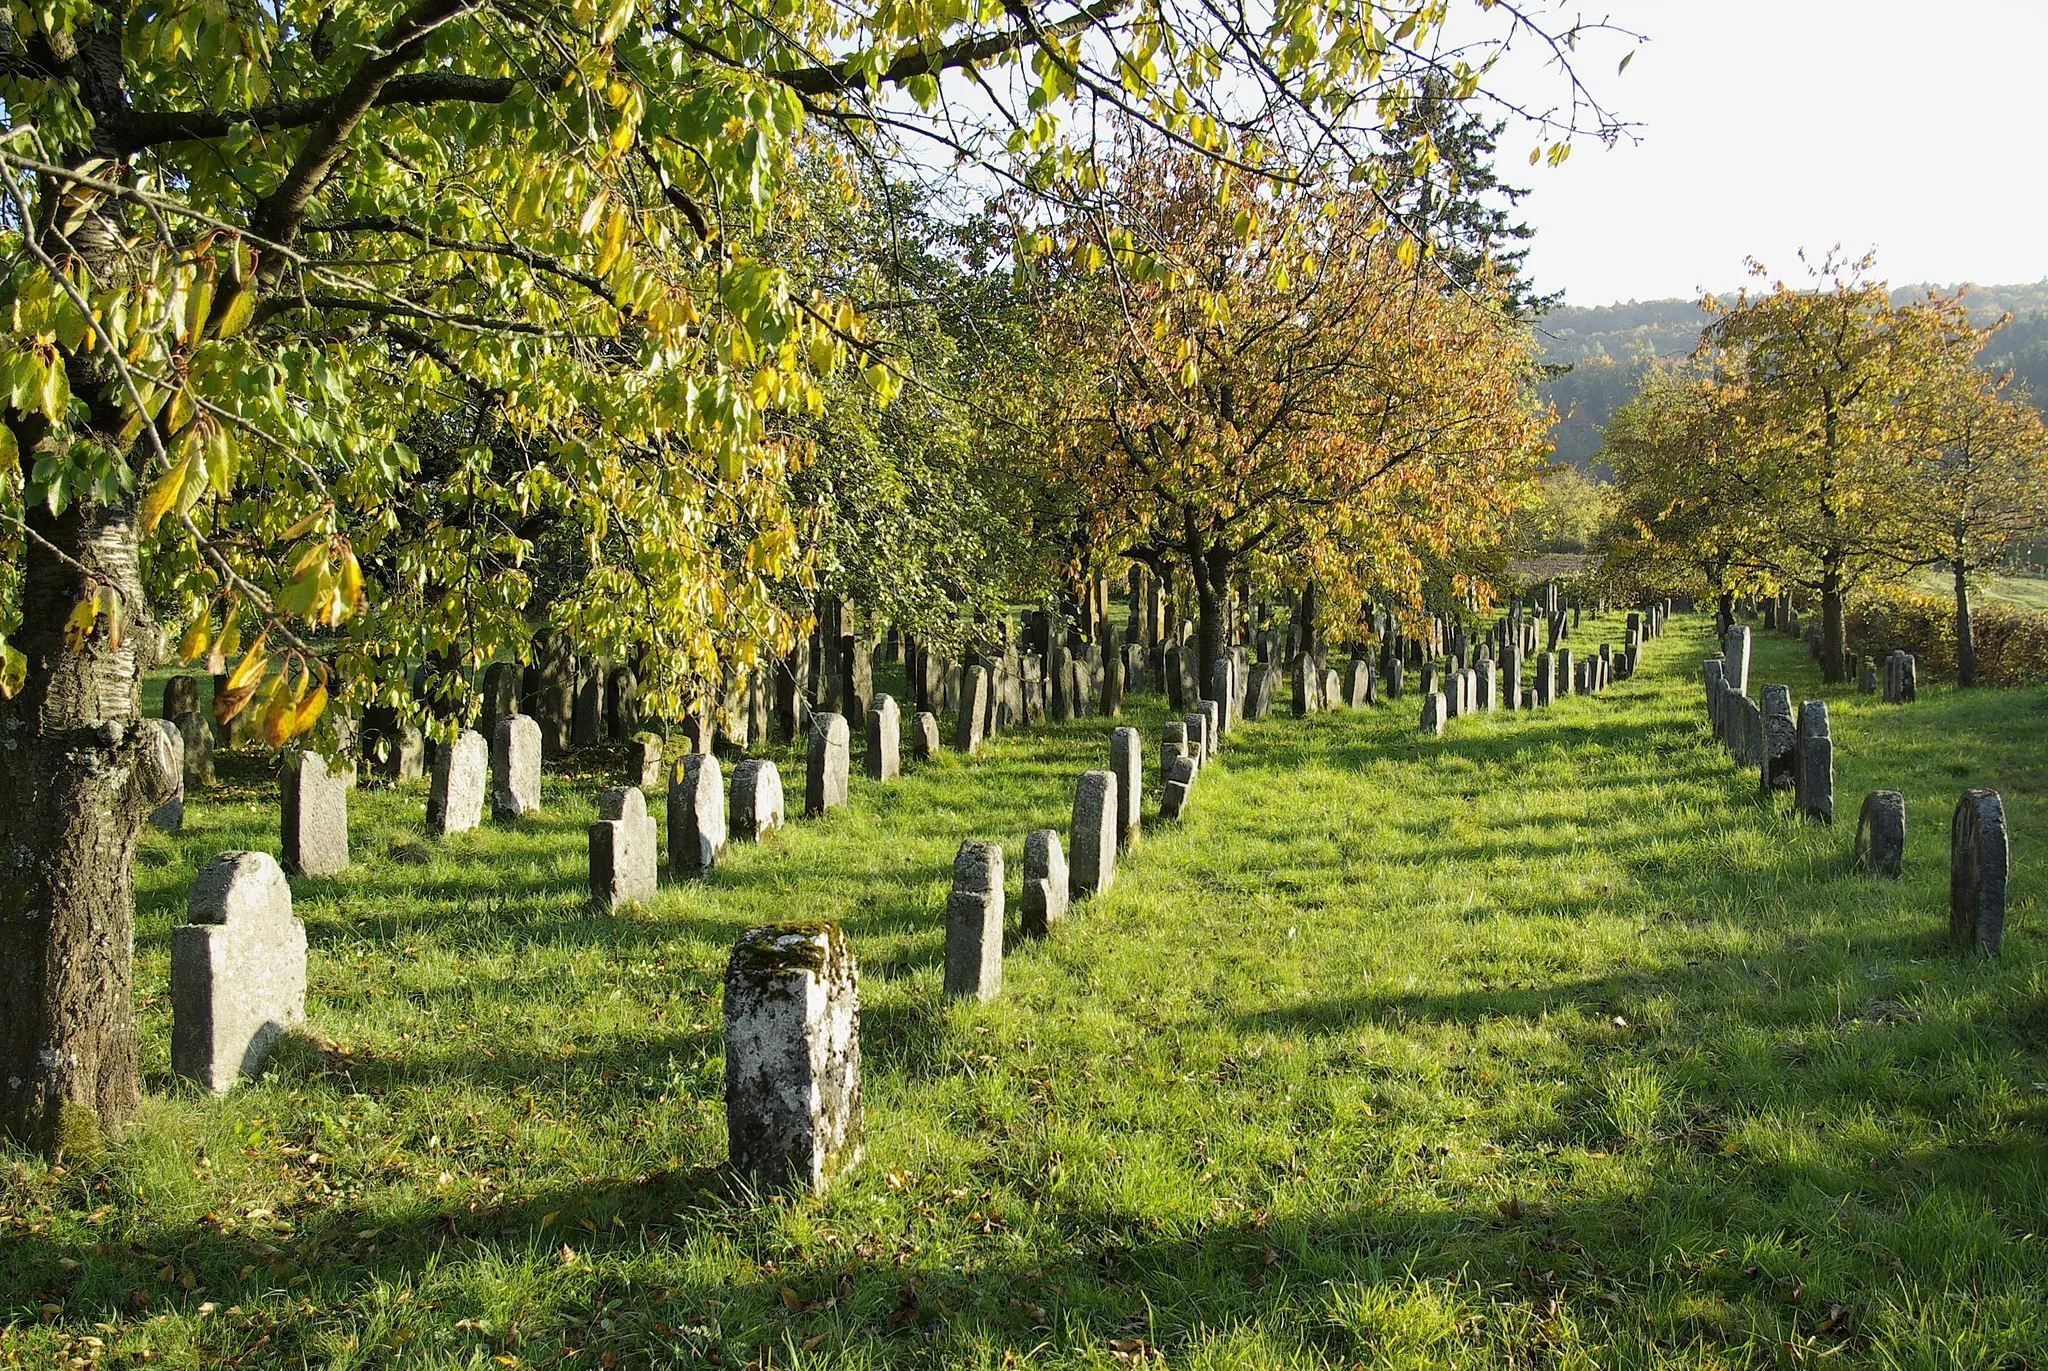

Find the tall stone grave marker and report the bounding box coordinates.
[956,666,989,756]
[427,729,487,836]
[731,759,786,841]
[172,852,306,1093]
[865,695,901,782]
[282,750,348,875]
[806,713,851,817]
[670,753,726,878]
[943,840,1005,1001]
[1793,700,1834,822]
[724,923,862,1193]
[1022,829,1070,937]
[1950,789,2009,954]
[491,713,543,821]
[1070,769,1119,899]
[1110,727,1142,849]
[590,785,659,908]
[1855,791,1905,877]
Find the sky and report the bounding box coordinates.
[1484,0,2048,307]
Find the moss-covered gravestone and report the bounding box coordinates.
[1023,829,1069,937]
[1950,790,2009,954]
[724,924,862,1194]
[1855,791,1905,877]
[943,840,1004,1001]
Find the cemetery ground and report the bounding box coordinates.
[7,616,2048,1369]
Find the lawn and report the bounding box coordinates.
[1914,569,2048,614]
[6,611,2048,1369]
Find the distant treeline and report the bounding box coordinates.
[1538,283,2048,470]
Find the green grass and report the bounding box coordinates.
[1914,569,2048,613]
[9,613,2048,1369]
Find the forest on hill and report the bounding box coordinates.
[1540,283,2048,468]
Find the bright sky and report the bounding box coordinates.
[1495,0,2048,306]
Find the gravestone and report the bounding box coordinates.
[171,851,307,1094]
[490,713,543,821]
[427,729,488,835]
[1558,648,1576,697]
[1322,666,1341,709]
[1759,685,1795,796]
[805,712,851,817]
[1199,701,1221,758]
[866,695,901,782]
[1533,653,1555,707]
[1099,653,1124,718]
[840,635,874,726]
[1161,721,1195,778]
[627,733,664,790]
[912,710,940,761]
[1110,726,1142,849]
[1420,663,1440,699]
[370,713,426,782]
[1702,656,1725,717]
[1420,692,1447,736]
[572,661,605,747]
[1022,829,1070,937]
[1344,659,1373,709]
[1069,769,1119,899]
[1291,655,1324,716]
[1208,659,1237,736]
[1793,700,1834,822]
[1445,671,1465,718]
[1159,751,1196,820]
[1163,645,1187,711]
[589,785,659,908]
[956,666,989,755]
[146,719,185,832]
[730,759,786,841]
[281,749,348,875]
[1176,650,1201,716]
[1858,657,1877,694]
[1047,644,1074,722]
[175,710,215,787]
[1244,664,1274,720]
[943,840,1005,1001]
[1386,657,1405,700]
[1185,712,1208,764]
[163,674,204,720]
[482,661,522,723]
[1950,789,2009,954]
[723,923,862,1193]
[606,666,641,743]
[1884,650,1918,704]
[1855,790,1905,877]
[670,753,726,878]
[528,634,577,754]
[1722,625,1752,695]
[1476,660,1498,712]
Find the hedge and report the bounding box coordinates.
[1845,588,2048,686]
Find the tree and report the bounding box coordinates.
[0,0,1610,1154]
[1044,138,1547,684]
[1892,355,2048,685]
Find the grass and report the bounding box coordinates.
[7,611,2048,1369]
[1914,569,2048,613]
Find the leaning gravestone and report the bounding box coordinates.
[427,729,488,836]
[175,710,215,787]
[1022,829,1070,937]
[911,710,940,761]
[282,749,349,875]
[956,666,989,756]
[589,785,659,908]
[806,712,851,817]
[724,923,862,1194]
[943,839,1005,1002]
[1950,789,2009,954]
[490,713,543,821]
[1793,700,1834,823]
[172,851,307,1094]
[1855,791,1905,877]
[1069,769,1119,899]
[730,759,786,842]
[1160,751,1196,820]
[163,673,204,720]
[670,753,726,879]
[865,695,901,782]
[146,719,185,832]
[1110,726,1143,848]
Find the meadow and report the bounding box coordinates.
[5,611,2048,1369]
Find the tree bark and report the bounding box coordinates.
[1819,559,1848,684]
[0,497,159,1155]
[1954,563,1978,688]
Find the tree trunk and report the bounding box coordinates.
[1715,589,1734,636]
[0,498,159,1156]
[1187,529,1232,694]
[1298,580,1322,661]
[1954,563,1978,688]
[1819,560,1847,684]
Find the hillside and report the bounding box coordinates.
[1538,282,2048,470]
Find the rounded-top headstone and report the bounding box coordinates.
[189,850,292,924]
[1950,789,2009,954]
[1855,791,1905,877]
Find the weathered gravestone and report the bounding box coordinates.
[865,695,901,782]
[175,710,215,787]
[1950,789,2009,954]
[943,840,1005,1001]
[1385,656,1405,700]
[1069,769,1119,899]
[1533,653,1555,707]
[1855,791,1905,877]
[1420,663,1440,699]
[1208,659,1237,736]
[1244,664,1275,720]
[1420,692,1447,736]
[1702,655,1725,719]
[1291,655,1324,716]
[482,661,522,723]
[589,785,659,908]
[490,713,543,821]
[1099,654,1125,717]
[365,709,426,782]
[1759,685,1796,796]
[1884,650,1918,704]
[670,753,726,879]
[282,750,349,875]
[911,710,941,762]
[623,733,664,790]
[956,666,989,756]
[1184,713,1208,763]
[1322,666,1341,709]
[1858,657,1878,694]
[1476,660,1498,713]
[1722,626,1752,695]
[1344,659,1373,708]
[146,719,185,832]
[528,633,577,753]
[572,660,605,747]
[1161,721,1195,779]
[1199,701,1221,758]
[730,759,786,841]
[1444,671,1465,719]
[1022,829,1069,937]
[723,923,862,1193]
[172,851,307,1094]
[1793,700,1834,823]
[1110,727,1142,849]
[806,712,851,817]
[1159,750,1196,820]
[163,673,204,720]
[1558,648,1576,697]
[427,729,488,836]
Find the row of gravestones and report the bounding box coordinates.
[1700,627,2011,954]
[1756,597,1920,705]
[1413,602,1670,736]
[730,682,1244,1192]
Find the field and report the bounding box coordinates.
[6,612,2048,1369]
[1914,570,2048,614]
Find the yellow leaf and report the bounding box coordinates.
[0,424,16,474]
[296,682,329,736]
[224,634,269,692]
[178,615,211,661]
[62,596,99,652]
[139,454,190,535]
[211,287,256,339]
